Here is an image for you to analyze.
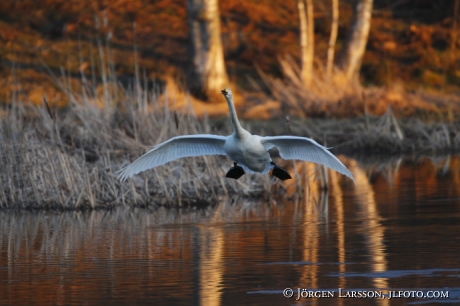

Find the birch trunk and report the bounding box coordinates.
[187,0,228,100]
[451,0,459,64]
[326,0,339,78]
[298,0,314,87]
[339,0,373,81]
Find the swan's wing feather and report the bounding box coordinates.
[117,135,227,181]
[261,136,354,181]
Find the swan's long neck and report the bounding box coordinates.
[225,95,244,137]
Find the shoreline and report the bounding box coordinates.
[1,80,459,210]
[0,151,456,211]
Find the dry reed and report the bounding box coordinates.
[2,48,459,210]
[249,55,460,120]
[0,73,281,210]
[245,55,460,155]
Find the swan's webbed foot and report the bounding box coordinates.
[271,162,292,181]
[226,162,245,180]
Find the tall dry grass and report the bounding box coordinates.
[249,55,460,120]
[3,44,460,210]
[244,55,460,155]
[244,108,460,157]
[0,67,290,210]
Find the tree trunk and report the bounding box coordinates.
[339,0,373,81]
[187,0,228,100]
[326,0,339,78]
[298,0,314,87]
[451,0,459,64]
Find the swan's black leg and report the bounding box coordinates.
[226,162,245,180]
[271,162,292,181]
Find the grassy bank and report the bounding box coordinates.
[1,70,460,210]
[248,109,460,155]
[0,79,284,210]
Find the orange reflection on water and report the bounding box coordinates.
[1,155,460,305]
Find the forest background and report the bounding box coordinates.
[0,0,459,118]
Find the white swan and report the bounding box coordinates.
[116,88,354,182]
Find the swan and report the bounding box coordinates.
[116,88,354,182]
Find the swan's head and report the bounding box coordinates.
[221,87,232,98]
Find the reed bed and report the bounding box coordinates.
[246,55,460,155]
[2,50,460,210]
[253,108,460,155]
[2,78,460,210]
[252,55,460,119]
[0,78,288,210]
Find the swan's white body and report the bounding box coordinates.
[116,88,354,182]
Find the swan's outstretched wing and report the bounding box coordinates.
[117,135,227,181]
[261,136,354,181]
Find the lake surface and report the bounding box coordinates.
[1,155,460,305]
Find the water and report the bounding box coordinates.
[1,156,460,305]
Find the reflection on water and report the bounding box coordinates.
[1,156,460,305]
